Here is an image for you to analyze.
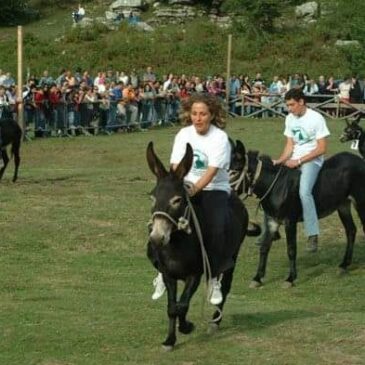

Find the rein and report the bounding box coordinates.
[257,164,283,204]
[245,156,283,217]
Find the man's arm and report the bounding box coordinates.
[285,138,327,169]
[273,137,294,165]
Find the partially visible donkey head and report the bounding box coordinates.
[340,115,363,142]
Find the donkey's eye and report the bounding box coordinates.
[170,196,182,208]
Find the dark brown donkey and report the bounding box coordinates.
[0,118,22,182]
[146,141,260,350]
[230,140,365,288]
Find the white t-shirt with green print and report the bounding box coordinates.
[170,124,231,193]
[284,107,330,166]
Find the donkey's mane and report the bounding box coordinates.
[247,150,279,173]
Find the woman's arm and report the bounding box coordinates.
[171,164,219,196]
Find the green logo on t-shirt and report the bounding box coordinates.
[292,127,313,145]
[192,150,208,175]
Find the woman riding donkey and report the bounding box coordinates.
[152,93,237,305]
[272,88,330,252]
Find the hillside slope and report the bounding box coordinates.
[0,0,364,79]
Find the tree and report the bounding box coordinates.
[0,0,32,26]
[222,0,285,33]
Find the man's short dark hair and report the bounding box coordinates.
[284,88,306,103]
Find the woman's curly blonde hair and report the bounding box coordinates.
[179,93,227,129]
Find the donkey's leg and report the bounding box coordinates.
[337,201,356,271]
[177,275,201,335]
[353,202,365,238]
[0,149,9,180]
[284,220,297,287]
[12,142,21,183]
[250,216,277,287]
[162,276,178,349]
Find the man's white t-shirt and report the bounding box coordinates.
[284,107,330,166]
[170,125,231,193]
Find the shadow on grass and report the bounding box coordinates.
[177,309,319,349]
[298,241,365,279]
[17,174,89,185]
[229,309,318,331]
[264,238,365,284]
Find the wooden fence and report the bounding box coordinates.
[229,94,365,119]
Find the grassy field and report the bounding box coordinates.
[0,117,364,365]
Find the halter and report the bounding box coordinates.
[247,158,263,197]
[149,205,192,234]
[246,155,283,204]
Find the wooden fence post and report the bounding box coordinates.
[226,34,232,107]
[17,26,25,134]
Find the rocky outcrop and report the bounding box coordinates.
[110,0,145,10]
[150,5,205,25]
[295,1,319,23]
[168,0,195,5]
[209,14,232,28]
[335,40,360,47]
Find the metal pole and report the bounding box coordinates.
[17,26,25,133]
[226,34,232,106]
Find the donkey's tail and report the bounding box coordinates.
[247,221,261,237]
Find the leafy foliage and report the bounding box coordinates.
[0,0,36,26]
[222,0,285,33]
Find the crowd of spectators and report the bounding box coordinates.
[0,67,364,137]
[229,72,365,116]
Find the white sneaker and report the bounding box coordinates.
[209,277,223,305]
[152,272,166,300]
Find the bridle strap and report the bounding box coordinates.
[258,165,283,203]
[230,154,249,200]
[248,157,283,204]
[151,205,192,234]
[248,159,262,196]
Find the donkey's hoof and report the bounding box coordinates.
[207,322,219,335]
[282,281,294,289]
[249,280,262,289]
[162,344,174,352]
[179,321,195,334]
[162,336,176,351]
[337,267,348,276]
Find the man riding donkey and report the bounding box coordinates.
[269,88,330,252]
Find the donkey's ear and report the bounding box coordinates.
[174,143,193,180]
[146,141,168,179]
[235,140,246,157]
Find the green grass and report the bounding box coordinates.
[0,118,364,365]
